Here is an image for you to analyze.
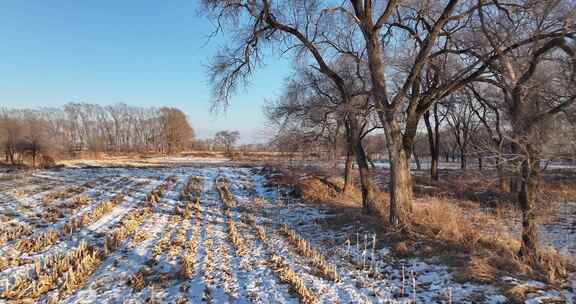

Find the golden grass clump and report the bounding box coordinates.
[0,222,32,246]
[60,242,102,296]
[203,238,215,284]
[180,199,202,279]
[456,256,497,283]
[411,198,484,250]
[279,225,340,282]
[16,229,59,253]
[105,207,151,254]
[219,241,237,295]
[1,241,102,300]
[270,254,317,304]
[146,176,177,205]
[128,271,146,291]
[296,176,363,207]
[505,283,541,304]
[226,215,246,257]
[216,177,236,209]
[534,247,571,284]
[181,176,203,202]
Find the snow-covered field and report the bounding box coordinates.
[0,165,574,303]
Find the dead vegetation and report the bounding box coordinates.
[279,225,340,282]
[1,241,102,301]
[0,222,32,246]
[246,216,317,304]
[216,177,247,257]
[105,207,151,254]
[267,165,574,289]
[42,183,90,205]
[15,194,125,254]
[271,254,317,304]
[146,176,178,205]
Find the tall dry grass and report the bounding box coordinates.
[280,166,573,288]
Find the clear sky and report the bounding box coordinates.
[0,1,293,143]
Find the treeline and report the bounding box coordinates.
[0,103,194,166]
[203,0,576,261]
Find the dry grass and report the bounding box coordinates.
[247,215,316,304]
[0,222,32,246]
[105,207,151,254]
[505,283,541,304]
[410,197,571,284]
[279,225,340,282]
[42,185,87,205]
[273,164,574,287]
[129,270,146,291]
[146,176,177,205]
[411,198,488,251]
[455,256,497,283]
[270,254,317,304]
[215,176,248,258]
[1,241,102,300]
[203,238,215,285]
[180,191,202,279]
[296,176,363,207]
[1,180,169,301]
[16,194,125,255]
[16,229,59,253]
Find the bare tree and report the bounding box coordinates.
[445,93,482,170]
[423,103,447,180]
[202,0,576,230]
[473,0,576,259]
[159,107,195,154]
[214,130,240,154]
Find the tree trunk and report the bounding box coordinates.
[460,151,467,170]
[478,157,482,171]
[385,120,414,227]
[413,151,421,170]
[347,118,377,214]
[424,110,440,180]
[518,156,540,259]
[366,153,376,169]
[354,141,377,213]
[497,162,509,192]
[343,144,354,194]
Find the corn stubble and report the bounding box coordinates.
[216,177,248,258]
[1,177,174,302]
[280,225,340,282]
[0,222,32,246]
[248,218,317,304]
[1,241,102,300]
[16,194,125,254]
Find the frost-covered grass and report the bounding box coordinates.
[0,163,574,303]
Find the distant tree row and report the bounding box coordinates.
[0,103,194,166]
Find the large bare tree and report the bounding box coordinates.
[202,0,575,229]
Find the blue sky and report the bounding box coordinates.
[0,1,292,143]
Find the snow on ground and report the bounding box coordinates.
[0,164,574,303]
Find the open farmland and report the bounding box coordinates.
[0,162,573,304]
